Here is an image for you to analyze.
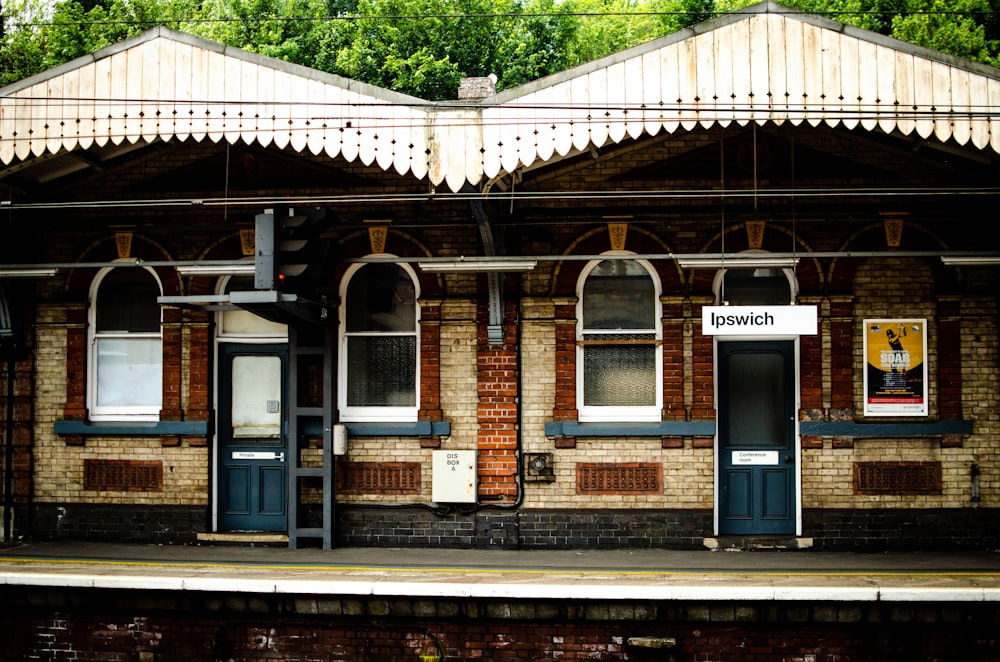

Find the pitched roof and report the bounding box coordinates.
[2,1,998,192]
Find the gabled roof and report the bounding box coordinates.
[2,1,998,192]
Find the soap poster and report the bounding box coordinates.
[863,319,927,416]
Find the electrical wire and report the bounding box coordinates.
[7,8,998,29]
[1,187,997,212]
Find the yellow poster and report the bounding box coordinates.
[863,319,927,416]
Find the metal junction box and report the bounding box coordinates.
[432,450,477,503]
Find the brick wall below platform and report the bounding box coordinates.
[1,586,998,661]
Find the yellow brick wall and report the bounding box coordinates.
[33,304,208,506]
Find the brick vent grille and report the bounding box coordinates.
[854,461,942,495]
[83,459,163,492]
[576,462,662,494]
[337,462,421,494]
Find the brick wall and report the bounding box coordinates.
[2,585,998,661]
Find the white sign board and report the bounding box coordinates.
[232,451,283,461]
[732,451,779,465]
[702,305,817,336]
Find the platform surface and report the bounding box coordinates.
[2,541,999,602]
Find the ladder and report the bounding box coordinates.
[286,323,335,549]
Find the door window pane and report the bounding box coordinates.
[231,355,282,438]
[726,351,785,447]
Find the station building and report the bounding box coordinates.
[1,0,999,551]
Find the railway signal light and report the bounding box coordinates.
[255,206,335,293]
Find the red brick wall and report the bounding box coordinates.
[4,600,997,661]
[476,298,519,500]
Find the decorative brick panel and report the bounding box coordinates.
[937,315,962,421]
[336,462,421,494]
[830,317,854,410]
[576,463,662,495]
[83,459,163,492]
[853,462,941,495]
[800,332,823,410]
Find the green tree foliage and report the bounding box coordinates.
[1,0,194,85]
[561,0,711,65]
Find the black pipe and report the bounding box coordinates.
[3,351,14,543]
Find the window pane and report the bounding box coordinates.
[726,351,785,446]
[346,265,416,332]
[346,336,416,406]
[96,268,161,332]
[231,355,282,439]
[95,337,162,407]
[723,268,791,305]
[221,276,287,336]
[583,341,657,407]
[583,260,655,330]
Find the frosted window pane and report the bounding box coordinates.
[583,341,656,407]
[347,336,416,406]
[231,355,282,438]
[95,337,162,407]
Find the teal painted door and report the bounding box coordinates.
[718,341,796,535]
[217,344,288,532]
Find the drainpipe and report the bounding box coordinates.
[3,349,13,543]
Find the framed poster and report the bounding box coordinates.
[863,319,928,416]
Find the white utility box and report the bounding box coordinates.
[332,424,347,456]
[432,450,477,503]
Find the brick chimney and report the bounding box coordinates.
[458,74,497,100]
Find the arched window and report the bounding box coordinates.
[339,261,419,422]
[577,256,662,422]
[89,266,163,420]
[716,267,794,305]
[216,275,287,340]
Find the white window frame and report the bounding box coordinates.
[338,258,421,423]
[87,264,164,422]
[576,252,662,423]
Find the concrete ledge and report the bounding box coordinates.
[196,532,289,544]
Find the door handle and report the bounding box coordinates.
[783,455,792,464]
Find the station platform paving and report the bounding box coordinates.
[2,540,999,603]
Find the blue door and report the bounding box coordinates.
[217,344,288,532]
[718,341,796,535]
